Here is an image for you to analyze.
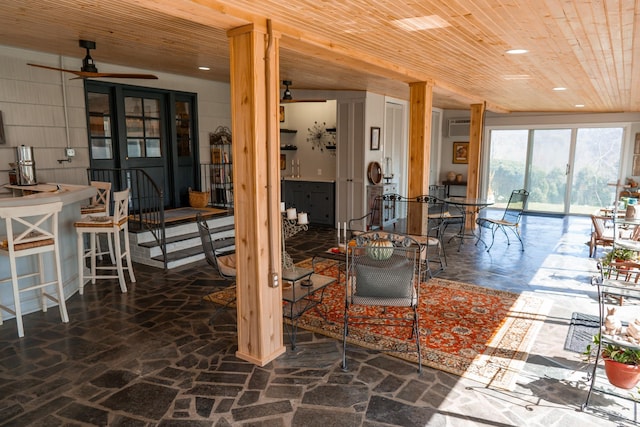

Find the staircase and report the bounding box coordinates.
[130,214,235,269]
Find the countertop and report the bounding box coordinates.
[281,177,336,183]
[0,183,95,207]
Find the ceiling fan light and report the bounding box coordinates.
[81,52,98,73]
[282,80,293,100]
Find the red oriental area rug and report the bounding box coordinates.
[204,259,551,390]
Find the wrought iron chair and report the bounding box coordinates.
[428,185,464,242]
[342,231,423,372]
[476,189,529,251]
[196,213,236,279]
[410,194,447,275]
[196,214,236,323]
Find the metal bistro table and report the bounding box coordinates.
[281,266,336,350]
[444,197,494,251]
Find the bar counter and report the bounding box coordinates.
[0,183,96,322]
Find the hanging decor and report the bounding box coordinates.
[307,121,335,152]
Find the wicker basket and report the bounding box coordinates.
[188,188,209,208]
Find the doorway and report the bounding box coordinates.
[85,81,199,208]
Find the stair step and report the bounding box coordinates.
[138,223,235,249]
[132,214,235,269]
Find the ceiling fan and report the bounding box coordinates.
[280,80,326,103]
[28,39,158,80]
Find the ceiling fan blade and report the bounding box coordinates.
[85,72,158,79]
[28,63,84,76]
[28,63,158,80]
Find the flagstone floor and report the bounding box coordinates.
[0,213,638,426]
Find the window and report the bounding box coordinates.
[125,97,162,158]
[486,126,624,214]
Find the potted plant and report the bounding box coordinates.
[585,334,640,389]
[602,248,636,267]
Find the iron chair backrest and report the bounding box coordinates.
[346,231,422,307]
[501,189,529,224]
[196,213,236,278]
[428,184,447,200]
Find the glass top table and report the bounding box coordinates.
[444,197,494,251]
[281,266,336,350]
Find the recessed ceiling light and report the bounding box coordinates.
[198,66,210,71]
[391,15,450,31]
[575,104,585,108]
[553,87,567,91]
[506,49,528,54]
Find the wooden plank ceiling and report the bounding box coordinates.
[0,0,638,112]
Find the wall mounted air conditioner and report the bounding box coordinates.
[448,118,470,137]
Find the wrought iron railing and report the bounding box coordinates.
[87,168,167,269]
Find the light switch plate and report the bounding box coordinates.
[65,148,75,157]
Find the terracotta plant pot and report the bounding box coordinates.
[603,357,640,389]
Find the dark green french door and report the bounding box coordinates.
[85,81,198,208]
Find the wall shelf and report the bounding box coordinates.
[280,129,297,133]
[280,145,298,151]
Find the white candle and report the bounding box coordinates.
[280,202,286,212]
[337,222,340,243]
[343,222,347,242]
[286,207,297,220]
[297,212,308,225]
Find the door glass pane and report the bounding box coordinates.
[126,118,144,137]
[570,127,623,214]
[127,139,144,157]
[145,99,160,117]
[176,101,191,157]
[89,115,111,137]
[487,130,528,208]
[87,92,113,160]
[146,139,161,157]
[145,118,160,137]
[125,97,143,115]
[91,138,112,159]
[529,129,571,213]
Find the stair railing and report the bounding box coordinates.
[87,168,167,270]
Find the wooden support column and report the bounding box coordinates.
[465,102,485,229]
[228,23,286,365]
[406,81,433,235]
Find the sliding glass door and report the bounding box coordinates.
[486,126,624,215]
[528,129,572,213]
[569,128,623,213]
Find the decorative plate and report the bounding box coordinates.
[367,161,382,185]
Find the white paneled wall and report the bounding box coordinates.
[0,45,231,189]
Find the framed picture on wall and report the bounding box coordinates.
[453,141,469,164]
[370,127,381,150]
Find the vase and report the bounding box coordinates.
[603,357,640,389]
[447,171,456,182]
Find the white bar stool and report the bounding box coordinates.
[81,181,114,262]
[0,201,69,337]
[75,189,136,294]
